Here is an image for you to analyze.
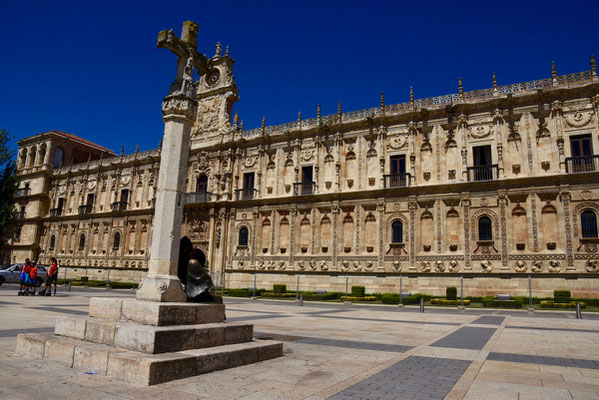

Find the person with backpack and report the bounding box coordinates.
[41,257,59,296]
[18,259,32,296]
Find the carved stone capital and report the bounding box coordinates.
[162,94,198,123]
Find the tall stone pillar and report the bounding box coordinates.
[136,93,196,302]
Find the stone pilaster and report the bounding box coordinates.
[332,202,339,269]
[462,194,471,271]
[408,196,416,271]
[377,200,385,270]
[499,191,509,271]
[560,188,575,270]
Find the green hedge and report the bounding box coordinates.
[261,292,296,298]
[431,298,470,306]
[541,300,585,309]
[351,286,365,297]
[573,298,599,307]
[446,287,457,300]
[482,296,523,308]
[273,284,287,294]
[554,290,571,303]
[465,296,483,303]
[227,288,253,297]
[301,292,343,301]
[341,296,377,302]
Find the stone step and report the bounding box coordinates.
[55,316,253,353]
[89,297,225,326]
[16,332,283,385]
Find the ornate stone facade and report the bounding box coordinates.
[9,56,599,296]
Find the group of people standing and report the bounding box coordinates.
[18,257,59,296]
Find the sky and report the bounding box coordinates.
[1,0,598,156]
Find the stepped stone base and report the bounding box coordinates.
[15,297,283,385]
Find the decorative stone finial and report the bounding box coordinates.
[225,46,230,57]
[233,110,239,127]
[120,146,124,156]
[135,144,139,153]
[380,92,385,115]
[409,87,414,110]
[492,72,497,90]
[591,55,597,77]
[317,104,322,125]
[338,100,342,121]
[260,116,266,135]
[458,78,464,101]
[298,110,302,126]
[213,42,222,60]
[240,120,244,130]
[552,61,557,83]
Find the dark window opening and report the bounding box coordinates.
[113,232,121,249]
[238,227,249,246]
[390,155,406,175]
[301,166,313,182]
[478,216,493,241]
[79,234,86,250]
[243,172,255,189]
[391,220,403,243]
[50,235,56,249]
[581,210,598,238]
[196,175,208,192]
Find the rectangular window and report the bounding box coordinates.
[243,172,255,189]
[473,145,492,166]
[389,155,406,175]
[570,135,593,157]
[86,193,95,207]
[301,166,313,182]
[120,189,129,205]
[57,198,65,214]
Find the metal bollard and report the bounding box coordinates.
[420,297,424,313]
[399,275,403,307]
[67,282,71,292]
[299,293,303,307]
[576,302,582,319]
[252,273,257,299]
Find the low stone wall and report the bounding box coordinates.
[59,266,147,284]
[225,272,599,299]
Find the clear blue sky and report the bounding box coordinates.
[1,0,597,155]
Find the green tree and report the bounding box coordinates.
[0,129,17,262]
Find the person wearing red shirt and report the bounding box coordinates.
[29,262,38,295]
[42,257,59,296]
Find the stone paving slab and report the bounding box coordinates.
[430,326,497,350]
[471,315,506,325]
[327,355,471,400]
[488,352,599,369]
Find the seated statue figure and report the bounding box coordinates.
[186,256,222,303]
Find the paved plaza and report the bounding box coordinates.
[1,285,599,399]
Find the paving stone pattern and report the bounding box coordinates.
[328,356,471,400]
[471,316,505,325]
[430,326,496,350]
[488,352,599,369]
[298,337,412,353]
[506,325,599,333]
[315,314,461,326]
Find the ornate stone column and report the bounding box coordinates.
[136,92,197,302]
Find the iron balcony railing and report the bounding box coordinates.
[467,164,498,182]
[78,205,93,215]
[183,191,214,204]
[14,211,26,219]
[566,155,599,173]
[111,201,128,212]
[293,181,316,195]
[383,173,411,188]
[14,187,31,198]
[49,208,62,217]
[235,188,258,201]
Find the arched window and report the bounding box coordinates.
[78,234,86,249]
[113,232,121,249]
[238,227,249,246]
[478,216,492,241]
[392,221,403,243]
[196,175,208,192]
[53,147,64,168]
[50,235,56,249]
[581,210,598,238]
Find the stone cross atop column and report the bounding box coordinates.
[137,22,213,302]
